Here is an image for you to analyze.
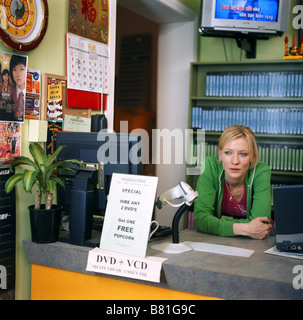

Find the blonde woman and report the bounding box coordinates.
[194,125,272,240]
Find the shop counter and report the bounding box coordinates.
[23,228,303,300]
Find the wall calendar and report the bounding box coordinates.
[66,32,109,110]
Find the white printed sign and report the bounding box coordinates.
[63,115,91,132]
[86,248,167,283]
[100,173,158,257]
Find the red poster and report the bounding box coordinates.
[0,122,21,162]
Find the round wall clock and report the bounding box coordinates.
[0,0,49,52]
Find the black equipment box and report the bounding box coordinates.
[0,166,16,300]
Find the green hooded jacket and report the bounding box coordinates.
[194,156,272,237]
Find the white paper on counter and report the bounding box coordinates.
[184,241,254,258]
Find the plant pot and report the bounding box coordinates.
[29,204,62,244]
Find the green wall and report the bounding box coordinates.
[0,0,68,300]
[177,0,200,13]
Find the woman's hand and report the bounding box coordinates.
[233,217,272,240]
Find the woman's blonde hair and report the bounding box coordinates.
[218,125,259,167]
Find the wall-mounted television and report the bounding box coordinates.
[200,0,291,39]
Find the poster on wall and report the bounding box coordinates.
[25,68,41,120]
[0,51,28,123]
[46,121,63,158]
[68,0,109,44]
[0,122,21,162]
[47,80,63,121]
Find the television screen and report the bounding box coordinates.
[200,0,291,38]
[215,0,279,22]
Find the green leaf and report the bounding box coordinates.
[44,160,67,182]
[34,170,44,189]
[10,156,38,170]
[22,169,39,193]
[46,179,57,193]
[5,174,23,193]
[29,143,47,168]
[5,142,80,198]
[45,145,66,168]
[50,175,65,189]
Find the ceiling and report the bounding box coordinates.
[116,0,197,24]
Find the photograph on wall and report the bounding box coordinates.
[0,51,28,123]
[0,122,21,161]
[25,68,41,120]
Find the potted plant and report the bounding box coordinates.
[4,142,77,243]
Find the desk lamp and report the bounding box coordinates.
[150,182,198,254]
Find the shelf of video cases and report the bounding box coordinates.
[187,60,303,188]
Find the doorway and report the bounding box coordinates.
[114,5,158,175]
[115,0,197,226]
